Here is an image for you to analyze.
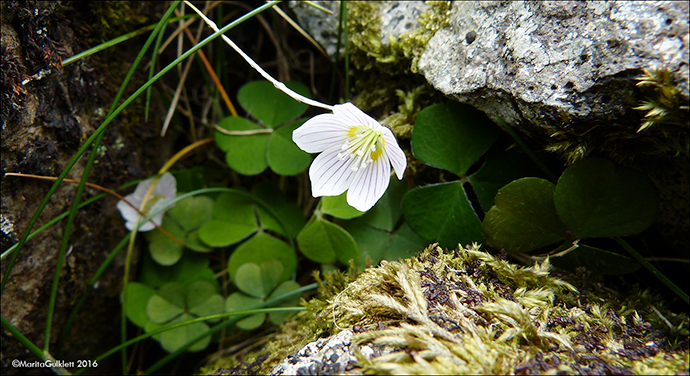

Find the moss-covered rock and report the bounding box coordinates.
[203,244,688,375]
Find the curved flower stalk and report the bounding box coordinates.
[293,103,407,211]
[185,2,407,210]
[116,172,177,231]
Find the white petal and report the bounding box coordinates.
[135,219,157,232]
[347,157,391,212]
[131,178,154,202]
[381,127,407,180]
[152,172,177,199]
[292,113,350,153]
[116,199,140,223]
[309,146,358,197]
[333,103,382,130]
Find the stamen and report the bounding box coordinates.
[339,125,384,169]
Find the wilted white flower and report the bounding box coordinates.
[116,172,177,231]
[293,103,406,211]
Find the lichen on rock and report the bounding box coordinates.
[205,244,688,375]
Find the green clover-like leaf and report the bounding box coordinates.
[237,80,310,128]
[402,181,484,249]
[554,157,659,239]
[412,102,499,176]
[296,216,358,264]
[482,178,567,253]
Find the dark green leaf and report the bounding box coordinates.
[167,195,214,231]
[482,178,567,253]
[225,292,264,330]
[212,192,257,224]
[468,147,545,212]
[296,216,358,264]
[260,259,284,295]
[146,282,185,324]
[358,178,408,231]
[228,232,296,284]
[198,192,259,247]
[402,181,484,249]
[172,167,206,193]
[122,282,156,328]
[267,119,312,175]
[146,218,185,266]
[412,102,499,176]
[554,157,659,239]
[237,80,310,128]
[341,219,391,269]
[198,219,257,247]
[214,116,270,175]
[158,314,211,352]
[386,223,428,260]
[140,251,216,288]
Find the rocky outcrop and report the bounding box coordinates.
[417,1,689,131]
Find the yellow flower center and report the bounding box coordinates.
[339,125,385,171]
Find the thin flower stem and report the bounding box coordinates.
[183,0,334,111]
[213,124,273,135]
[158,137,214,174]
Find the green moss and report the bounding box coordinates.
[86,1,149,42]
[203,245,688,374]
[345,1,451,141]
[348,1,451,75]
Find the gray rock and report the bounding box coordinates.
[417,1,689,129]
[289,1,341,58]
[270,329,357,375]
[289,1,432,59]
[291,1,688,130]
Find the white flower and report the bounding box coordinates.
[292,103,407,211]
[116,172,177,232]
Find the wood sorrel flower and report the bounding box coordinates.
[293,103,407,211]
[116,172,177,232]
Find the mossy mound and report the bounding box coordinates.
[204,244,688,375]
